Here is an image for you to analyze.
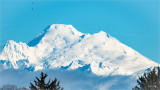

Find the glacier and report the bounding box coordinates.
[0,24,158,89]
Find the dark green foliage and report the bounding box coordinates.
[133,66,160,90]
[29,72,63,90]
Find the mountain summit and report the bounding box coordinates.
[0,24,157,76]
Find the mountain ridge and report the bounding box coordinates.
[0,24,158,76]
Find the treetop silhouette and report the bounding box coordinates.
[30,72,63,90]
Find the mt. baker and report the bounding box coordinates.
[0,24,157,76]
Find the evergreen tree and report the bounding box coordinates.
[133,66,160,90]
[29,72,63,90]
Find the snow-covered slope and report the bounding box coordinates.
[0,24,158,76]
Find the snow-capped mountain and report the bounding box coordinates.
[0,24,158,76]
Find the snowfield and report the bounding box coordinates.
[0,24,158,89]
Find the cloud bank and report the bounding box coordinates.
[0,69,136,90]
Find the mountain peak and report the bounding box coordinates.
[28,24,83,47]
[48,24,83,36]
[95,31,111,38]
[50,24,73,29]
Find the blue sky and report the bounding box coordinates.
[0,0,159,63]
